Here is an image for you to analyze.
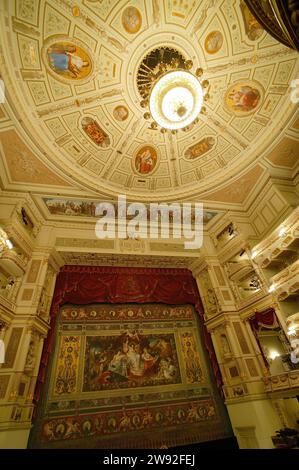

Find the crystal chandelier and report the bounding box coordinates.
[137,48,209,133]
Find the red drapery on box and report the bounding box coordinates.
[249,307,278,331]
[249,307,279,368]
[34,265,222,401]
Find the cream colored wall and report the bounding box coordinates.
[0,428,30,449]
[227,400,282,448]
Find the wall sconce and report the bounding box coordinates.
[287,327,297,337]
[278,227,286,237]
[5,239,13,250]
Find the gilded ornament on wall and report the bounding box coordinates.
[122,7,142,34]
[184,137,215,160]
[224,81,263,115]
[181,332,204,383]
[54,336,80,395]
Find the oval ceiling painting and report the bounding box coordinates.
[224,81,263,115]
[46,42,92,80]
[82,117,110,147]
[204,31,223,54]
[113,105,129,121]
[134,146,158,175]
[122,6,142,34]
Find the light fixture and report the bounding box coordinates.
[279,227,286,237]
[268,284,276,293]
[251,250,257,259]
[5,239,13,250]
[0,227,13,252]
[269,350,280,360]
[137,47,210,133]
[287,327,297,336]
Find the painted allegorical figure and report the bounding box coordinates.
[225,81,262,114]
[47,42,91,80]
[122,6,142,34]
[82,117,110,147]
[204,31,223,54]
[135,146,157,175]
[83,331,179,391]
[185,137,215,160]
[240,0,264,41]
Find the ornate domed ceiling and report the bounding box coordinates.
[0,0,298,201]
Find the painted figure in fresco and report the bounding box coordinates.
[127,343,144,376]
[113,106,129,121]
[185,137,215,160]
[240,0,264,41]
[158,358,176,379]
[82,117,110,148]
[83,332,179,391]
[227,85,260,113]
[47,44,90,78]
[205,31,223,54]
[108,350,128,376]
[135,147,157,174]
[184,343,202,383]
[142,347,156,371]
[122,7,142,34]
[55,343,78,394]
[138,149,153,173]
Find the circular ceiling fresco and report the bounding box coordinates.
[0,0,298,201]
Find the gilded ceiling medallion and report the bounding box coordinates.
[224,81,263,116]
[113,106,129,122]
[204,31,224,54]
[134,146,158,176]
[122,7,142,34]
[45,41,92,81]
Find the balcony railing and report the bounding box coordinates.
[263,370,299,392]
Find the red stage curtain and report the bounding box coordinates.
[35,266,222,401]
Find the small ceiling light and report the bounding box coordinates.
[268,284,276,293]
[5,239,13,250]
[251,250,257,259]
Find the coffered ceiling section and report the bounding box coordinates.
[0,0,298,200]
